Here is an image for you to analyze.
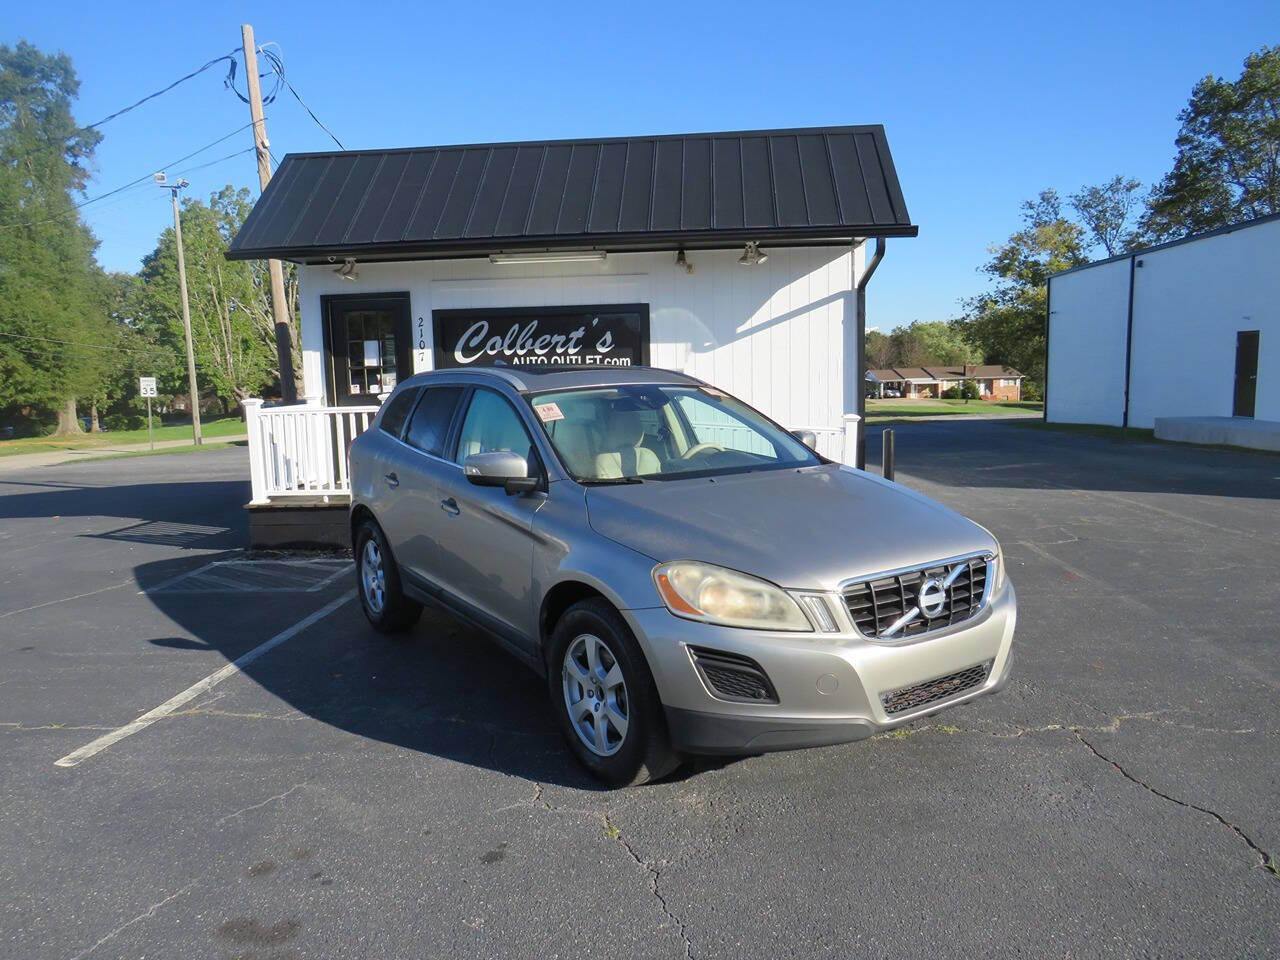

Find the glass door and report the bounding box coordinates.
[323,294,413,406]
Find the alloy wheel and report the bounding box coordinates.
[361,538,386,614]
[562,633,630,756]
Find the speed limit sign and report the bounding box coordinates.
[139,377,157,398]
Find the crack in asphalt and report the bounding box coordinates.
[604,813,695,960]
[491,786,696,957]
[68,881,197,960]
[1073,731,1280,881]
[215,783,306,827]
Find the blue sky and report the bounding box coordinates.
[8,0,1276,332]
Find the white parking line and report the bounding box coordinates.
[55,590,355,768]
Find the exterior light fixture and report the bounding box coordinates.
[738,241,768,266]
[676,249,693,274]
[489,250,607,265]
[334,257,358,281]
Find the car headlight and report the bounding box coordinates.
[653,561,811,631]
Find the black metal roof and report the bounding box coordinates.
[226,125,916,263]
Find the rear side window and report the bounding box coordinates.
[405,386,464,457]
[378,387,420,438]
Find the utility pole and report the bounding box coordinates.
[155,173,202,444]
[241,23,297,405]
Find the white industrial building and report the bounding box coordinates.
[1045,214,1278,450]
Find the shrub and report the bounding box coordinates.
[104,414,144,431]
[941,386,962,399]
[961,379,981,400]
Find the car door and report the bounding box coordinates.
[433,387,544,650]
[380,385,466,584]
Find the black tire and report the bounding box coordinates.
[547,598,679,787]
[354,519,421,633]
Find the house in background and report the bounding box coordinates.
[1046,213,1277,451]
[226,125,918,545]
[869,365,1024,400]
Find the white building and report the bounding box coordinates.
[1046,214,1278,448]
[227,126,917,538]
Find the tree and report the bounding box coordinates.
[952,190,1088,392]
[892,320,981,367]
[0,41,113,434]
[1140,46,1280,242]
[866,321,981,370]
[865,329,897,369]
[129,185,298,409]
[1070,176,1143,256]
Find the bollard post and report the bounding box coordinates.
[882,428,895,482]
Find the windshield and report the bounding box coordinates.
[527,385,821,482]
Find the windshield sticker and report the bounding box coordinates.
[534,402,565,422]
[699,386,727,398]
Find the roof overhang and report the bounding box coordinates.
[226,125,917,265]
[226,225,919,264]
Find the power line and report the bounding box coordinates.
[81,50,241,132]
[258,43,346,150]
[172,146,256,177]
[0,122,260,230]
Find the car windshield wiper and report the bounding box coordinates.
[580,476,646,485]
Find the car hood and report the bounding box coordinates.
[584,464,996,591]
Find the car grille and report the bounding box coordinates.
[880,661,992,716]
[843,556,989,640]
[688,647,778,703]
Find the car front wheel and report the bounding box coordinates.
[548,598,678,787]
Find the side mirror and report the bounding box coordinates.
[790,429,817,448]
[463,451,538,495]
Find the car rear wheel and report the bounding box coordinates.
[354,519,421,633]
[548,598,678,787]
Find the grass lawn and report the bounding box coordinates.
[58,439,248,464]
[866,399,1043,419]
[0,415,245,457]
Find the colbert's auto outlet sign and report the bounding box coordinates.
[432,304,650,369]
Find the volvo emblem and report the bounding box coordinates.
[918,577,947,618]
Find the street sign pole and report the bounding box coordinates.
[139,377,158,451]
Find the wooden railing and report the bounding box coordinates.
[243,398,380,504]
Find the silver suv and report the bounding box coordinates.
[349,367,1016,785]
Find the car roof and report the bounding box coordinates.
[401,365,704,393]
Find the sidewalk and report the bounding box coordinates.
[0,435,247,472]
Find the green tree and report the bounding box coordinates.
[1070,175,1143,256]
[1141,46,1280,241]
[892,320,981,367]
[0,41,114,434]
[952,190,1088,392]
[865,329,896,369]
[129,185,298,409]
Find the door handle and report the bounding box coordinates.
[384,472,399,488]
[440,497,460,516]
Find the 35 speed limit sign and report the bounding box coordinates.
[139,376,157,398]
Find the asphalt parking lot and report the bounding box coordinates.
[2,422,1277,959]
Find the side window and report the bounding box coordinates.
[404,386,463,457]
[378,387,420,438]
[454,390,536,470]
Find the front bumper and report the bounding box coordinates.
[621,579,1017,755]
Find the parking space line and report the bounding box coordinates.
[54,589,355,769]
[0,579,135,619]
